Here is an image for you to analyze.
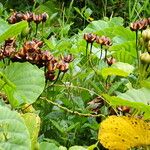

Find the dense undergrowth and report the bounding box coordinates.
[0,1,150,150]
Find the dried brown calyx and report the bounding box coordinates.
[96,36,112,46]
[117,106,130,114]
[23,12,33,22]
[84,33,96,43]
[60,54,74,63]
[0,38,16,60]
[130,18,149,31]
[106,57,116,66]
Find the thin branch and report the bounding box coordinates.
[40,96,105,118]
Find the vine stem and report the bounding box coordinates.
[100,45,103,59]
[90,43,93,54]
[136,30,139,69]
[52,70,61,85]
[104,49,107,62]
[47,83,100,96]
[40,96,105,118]
[86,42,88,57]
[35,23,39,37]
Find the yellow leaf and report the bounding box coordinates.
[98,116,150,150]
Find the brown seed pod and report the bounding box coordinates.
[33,14,43,24]
[3,38,16,57]
[117,106,130,113]
[56,60,69,72]
[106,57,116,66]
[41,50,53,61]
[23,12,33,22]
[96,36,112,46]
[45,71,56,81]
[130,19,148,31]
[61,54,74,63]
[83,33,96,43]
[47,60,57,72]
[41,12,49,22]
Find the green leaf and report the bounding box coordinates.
[35,1,57,16]
[69,146,87,150]
[83,20,109,33]
[101,67,129,79]
[112,62,134,74]
[112,49,135,64]
[84,8,92,19]
[0,106,31,150]
[108,80,125,95]
[0,3,3,15]
[0,21,28,43]
[117,87,150,105]
[3,62,45,107]
[0,19,9,35]
[108,17,124,26]
[103,94,150,119]
[21,113,41,150]
[40,142,59,150]
[66,122,80,132]
[50,119,64,133]
[74,7,82,15]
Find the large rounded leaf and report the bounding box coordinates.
[3,62,45,107]
[0,106,31,150]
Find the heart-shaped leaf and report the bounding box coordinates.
[3,62,45,107]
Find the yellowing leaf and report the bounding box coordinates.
[98,116,150,150]
[101,67,129,79]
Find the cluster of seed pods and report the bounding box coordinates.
[7,11,49,37]
[130,17,150,70]
[0,39,73,81]
[7,11,48,24]
[83,33,114,65]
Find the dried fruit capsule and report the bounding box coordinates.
[96,36,112,46]
[42,12,48,22]
[56,60,69,72]
[106,57,116,66]
[33,14,43,24]
[83,33,96,43]
[130,19,148,31]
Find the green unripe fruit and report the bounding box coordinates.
[142,29,150,42]
[148,40,150,53]
[139,37,144,45]
[140,52,150,64]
